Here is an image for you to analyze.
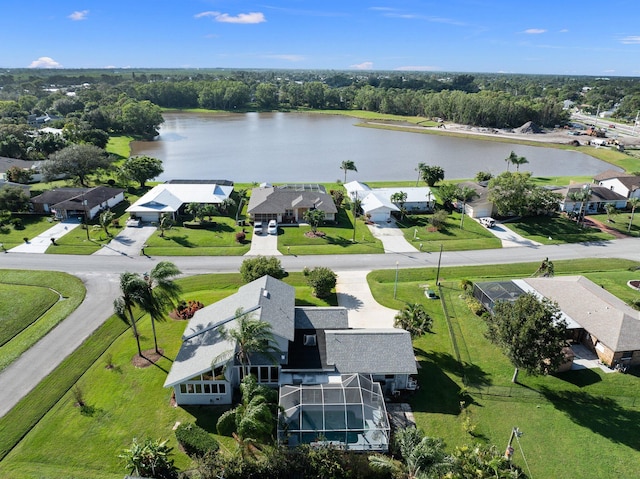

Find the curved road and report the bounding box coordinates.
[1,238,640,417]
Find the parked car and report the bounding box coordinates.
[267,219,278,235]
[253,221,263,235]
[479,217,496,228]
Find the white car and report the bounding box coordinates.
[267,220,278,235]
[253,221,263,235]
[480,217,496,228]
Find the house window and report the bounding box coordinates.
[303,334,317,346]
[240,365,280,383]
[621,351,633,359]
[285,209,293,216]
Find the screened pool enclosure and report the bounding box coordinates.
[278,374,390,452]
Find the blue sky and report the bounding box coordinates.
[3,0,640,76]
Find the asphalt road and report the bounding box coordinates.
[1,238,640,417]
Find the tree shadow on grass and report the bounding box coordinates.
[416,349,492,388]
[324,236,355,248]
[182,405,232,433]
[540,388,640,451]
[552,368,602,387]
[166,235,195,248]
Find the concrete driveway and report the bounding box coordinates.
[336,270,397,328]
[245,229,281,256]
[9,220,81,253]
[479,220,543,248]
[367,220,418,253]
[93,225,157,257]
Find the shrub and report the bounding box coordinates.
[240,256,285,283]
[170,300,204,320]
[465,297,485,316]
[175,422,219,458]
[216,409,237,437]
[235,231,246,243]
[305,267,337,298]
[10,218,24,230]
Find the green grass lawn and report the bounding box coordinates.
[106,135,133,160]
[280,208,384,255]
[368,258,640,479]
[395,212,502,252]
[0,215,59,250]
[0,272,335,478]
[505,214,615,244]
[0,270,85,372]
[143,216,251,256]
[588,211,640,238]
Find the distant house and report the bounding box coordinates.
[126,180,234,223]
[0,178,30,194]
[455,181,495,218]
[247,184,337,224]
[31,186,125,220]
[164,275,417,452]
[556,183,627,214]
[597,175,640,200]
[344,181,434,222]
[0,157,42,183]
[474,276,640,368]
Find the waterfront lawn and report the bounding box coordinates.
[0,273,336,478]
[505,214,615,244]
[0,215,58,250]
[279,209,384,255]
[106,135,133,161]
[368,259,640,479]
[143,216,251,256]
[588,211,640,237]
[396,212,502,252]
[0,270,85,372]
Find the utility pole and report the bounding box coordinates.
[351,191,358,243]
[393,261,399,299]
[504,427,522,460]
[435,244,444,285]
[82,192,90,241]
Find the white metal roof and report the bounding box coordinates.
[127,183,233,214]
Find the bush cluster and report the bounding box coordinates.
[175,422,219,458]
[170,300,204,320]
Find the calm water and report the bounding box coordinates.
[131,112,616,183]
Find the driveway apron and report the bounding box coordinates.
[245,230,281,256]
[367,220,418,253]
[336,270,397,328]
[92,225,157,257]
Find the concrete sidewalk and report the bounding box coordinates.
[336,270,397,328]
[9,220,81,253]
[245,229,281,256]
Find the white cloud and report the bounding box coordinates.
[350,61,373,70]
[523,28,546,34]
[68,10,89,21]
[396,65,441,71]
[28,57,62,68]
[559,29,569,33]
[265,54,305,62]
[620,35,640,44]
[195,11,266,24]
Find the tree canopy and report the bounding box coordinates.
[340,160,357,183]
[0,186,30,212]
[41,144,110,186]
[420,165,445,186]
[122,155,164,187]
[240,256,285,283]
[484,292,567,382]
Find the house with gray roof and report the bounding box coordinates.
[163,275,417,451]
[474,276,640,368]
[597,174,640,199]
[247,184,337,224]
[30,186,125,220]
[556,183,627,215]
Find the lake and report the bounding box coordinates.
[130,112,616,183]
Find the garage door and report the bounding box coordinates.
[369,212,390,222]
[254,213,278,222]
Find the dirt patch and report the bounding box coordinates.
[304,231,326,238]
[131,348,164,368]
[584,216,628,239]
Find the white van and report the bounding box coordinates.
[480,217,496,228]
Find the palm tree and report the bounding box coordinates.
[99,209,115,237]
[628,197,640,233]
[158,212,173,237]
[141,261,182,354]
[340,160,357,183]
[391,191,408,220]
[512,155,529,172]
[114,272,148,357]
[394,303,433,338]
[214,308,281,379]
[568,188,590,226]
[369,427,451,479]
[415,162,426,187]
[455,186,478,229]
[604,202,616,222]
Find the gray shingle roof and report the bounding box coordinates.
[31,186,124,210]
[294,307,349,330]
[325,329,417,375]
[523,276,640,352]
[247,186,338,215]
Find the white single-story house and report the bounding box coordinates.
[0,157,44,183]
[164,275,418,452]
[126,180,234,223]
[473,276,640,368]
[597,175,640,200]
[344,181,434,222]
[247,184,337,224]
[30,186,125,220]
[556,183,628,215]
[455,181,495,218]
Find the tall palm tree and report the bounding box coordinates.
[390,191,408,220]
[214,308,281,379]
[114,272,148,357]
[340,160,357,183]
[568,188,590,226]
[142,261,182,354]
[628,197,640,232]
[415,162,426,187]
